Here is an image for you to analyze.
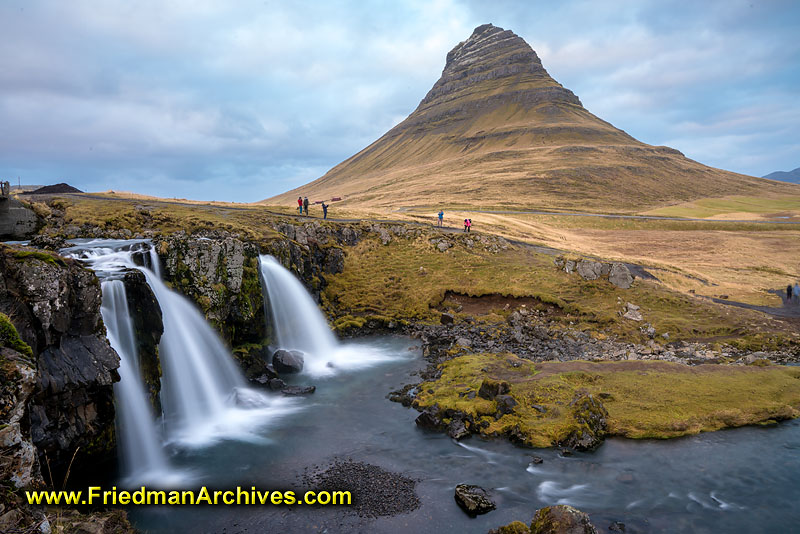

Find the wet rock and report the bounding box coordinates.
[561,393,608,451]
[268,378,287,390]
[272,349,304,374]
[496,394,517,415]
[28,234,70,250]
[608,521,626,532]
[531,456,544,464]
[454,484,496,516]
[609,263,634,289]
[489,521,532,534]
[415,405,444,430]
[530,505,598,534]
[447,417,470,440]
[281,385,316,396]
[478,378,510,400]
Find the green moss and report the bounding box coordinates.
[11,249,65,266]
[492,521,531,534]
[0,313,33,359]
[416,353,800,447]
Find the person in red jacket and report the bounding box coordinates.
[297,196,303,214]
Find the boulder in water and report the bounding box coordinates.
[281,385,316,396]
[454,484,496,516]
[530,505,598,533]
[272,349,304,374]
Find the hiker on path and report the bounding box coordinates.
[788,284,794,303]
[794,282,800,304]
[437,210,444,227]
[463,219,468,232]
[303,196,309,215]
[467,219,472,232]
[297,196,303,214]
[322,202,328,219]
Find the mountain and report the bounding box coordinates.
[269,24,797,213]
[763,168,800,184]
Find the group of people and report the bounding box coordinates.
[786,282,800,305]
[435,210,474,232]
[297,196,329,219]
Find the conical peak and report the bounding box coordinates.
[443,23,545,78]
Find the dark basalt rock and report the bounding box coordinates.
[268,378,287,390]
[122,269,163,413]
[447,417,470,440]
[272,349,304,374]
[454,483,496,516]
[415,404,444,430]
[281,385,316,396]
[496,394,517,415]
[0,245,120,476]
[478,378,510,400]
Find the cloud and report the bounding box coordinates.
[0,0,798,199]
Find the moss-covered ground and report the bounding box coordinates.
[323,232,799,346]
[415,352,800,446]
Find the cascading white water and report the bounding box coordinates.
[138,269,251,440]
[258,255,399,376]
[100,280,175,484]
[148,245,162,279]
[63,240,298,453]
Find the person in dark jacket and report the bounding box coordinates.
[303,197,309,215]
[789,284,794,303]
[322,202,328,219]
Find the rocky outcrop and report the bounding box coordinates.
[122,269,163,413]
[530,505,598,534]
[560,393,608,451]
[0,245,119,477]
[153,231,266,351]
[454,483,496,516]
[0,197,40,239]
[555,257,635,289]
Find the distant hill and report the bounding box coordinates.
[268,24,798,213]
[763,168,800,184]
[22,183,83,195]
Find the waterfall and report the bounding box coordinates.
[100,280,176,485]
[63,239,297,456]
[148,245,162,279]
[258,255,396,376]
[138,269,252,441]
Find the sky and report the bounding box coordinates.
[1,0,798,202]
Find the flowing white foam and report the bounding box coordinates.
[537,480,591,506]
[258,255,405,377]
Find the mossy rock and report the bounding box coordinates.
[0,312,33,359]
[489,520,531,534]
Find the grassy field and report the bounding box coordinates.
[414,352,800,446]
[642,195,800,220]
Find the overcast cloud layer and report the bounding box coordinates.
[1,0,798,202]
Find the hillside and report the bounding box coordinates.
[268,24,797,213]
[764,167,800,184]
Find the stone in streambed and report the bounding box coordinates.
[415,405,444,430]
[454,484,496,516]
[530,504,598,533]
[281,385,316,396]
[447,417,470,440]
[272,349,304,374]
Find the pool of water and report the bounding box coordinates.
[129,336,800,533]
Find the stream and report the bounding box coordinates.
[129,336,800,533]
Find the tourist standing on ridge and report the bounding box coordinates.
[437,210,444,227]
[297,196,303,214]
[303,197,309,216]
[322,202,328,219]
